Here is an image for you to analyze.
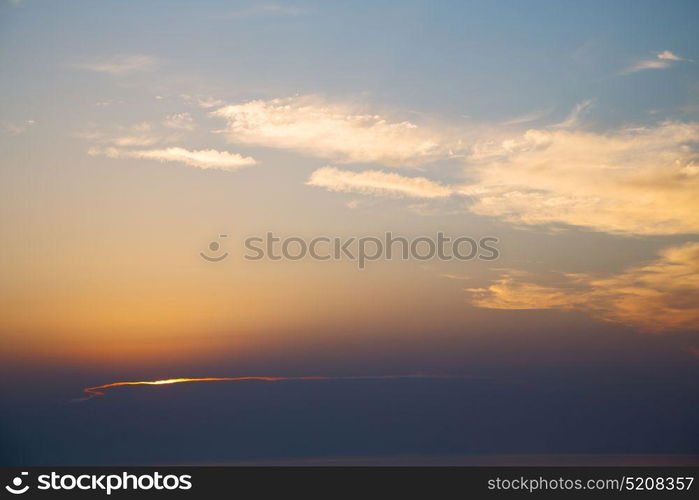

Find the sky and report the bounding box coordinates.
[1,0,698,465]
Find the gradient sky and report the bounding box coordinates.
[1,0,698,465]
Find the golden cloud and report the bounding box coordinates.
[462,121,699,235]
[466,242,699,332]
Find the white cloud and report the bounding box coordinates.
[657,50,686,61]
[212,96,451,166]
[466,242,699,333]
[307,166,453,198]
[88,147,257,171]
[461,121,699,235]
[76,54,159,75]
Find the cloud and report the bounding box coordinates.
[80,120,255,172]
[78,374,477,401]
[628,59,671,72]
[440,274,471,281]
[307,167,453,198]
[88,147,257,171]
[162,112,196,131]
[553,99,594,129]
[79,95,698,237]
[110,122,162,147]
[466,242,699,333]
[624,50,691,74]
[79,122,166,147]
[181,94,225,109]
[501,108,552,126]
[461,121,699,235]
[79,120,202,149]
[2,119,35,135]
[212,96,450,166]
[657,50,685,61]
[109,136,160,147]
[76,54,159,75]
[209,97,699,236]
[266,98,699,236]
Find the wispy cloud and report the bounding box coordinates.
[88,147,257,171]
[162,112,196,131]
[2,119,35,135]
[307,166,454,198]
[80,116,253,171]
[624,50,692,74]
[552,99,594,128]
[212,96,453,166]
[466,243,699,333]
[501,108,552,126]
[79,122,166,147]
[181,94,225,109]
[76,54,159,75]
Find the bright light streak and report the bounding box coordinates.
[78,374,475,401]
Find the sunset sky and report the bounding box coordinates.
[1,0,698,465]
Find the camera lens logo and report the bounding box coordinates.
[5,472,29,495]
[200,234,229,262]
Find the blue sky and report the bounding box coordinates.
[2,0,698,124]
